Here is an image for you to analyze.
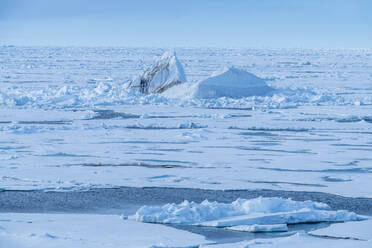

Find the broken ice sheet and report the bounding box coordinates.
[130,197,365,227]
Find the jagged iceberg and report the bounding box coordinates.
[128,51,186,94]
[191,67,273,98]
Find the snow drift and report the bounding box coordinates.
[128,51,186,94]
[191,67,273,98]
[130,197,365,227]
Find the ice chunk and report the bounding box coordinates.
[191,67,273,98]
[128,51,186,94]
[130,197,365,226]
[227,224,288,232]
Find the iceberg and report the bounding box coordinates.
[191,67,273,98]
[128,51,186,94]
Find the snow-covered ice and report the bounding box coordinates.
[309,219,372,241]
[200,233,372,248]
[131,197,365,226]
[1,46,372,198]
[0,213,207,248]
[1,46,372,247]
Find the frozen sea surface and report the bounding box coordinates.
[1,47,372,198]
[1,46,372,247]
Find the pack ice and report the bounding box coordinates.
[128,51,186,94]
[131,197,365,231]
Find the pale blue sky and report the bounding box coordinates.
[1,0,371,48]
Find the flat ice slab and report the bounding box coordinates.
[309,219,372,241]
[131,197,364,227]
[199,209,363,227]
[200,233,372,248]
[227,224,288,232]
[0,213,207,248]
[191,67,273,98]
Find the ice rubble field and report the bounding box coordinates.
[1,46,372,247]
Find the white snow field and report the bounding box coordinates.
[1,46,372,247]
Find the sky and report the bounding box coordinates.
[0,0,371,48]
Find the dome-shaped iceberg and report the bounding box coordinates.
[192,67,273,98]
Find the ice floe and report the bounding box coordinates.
[309,218,372,241]
[131,197,365,227]
[0,213,207,248]
[200,208,363,227]
[200,232,372,248]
